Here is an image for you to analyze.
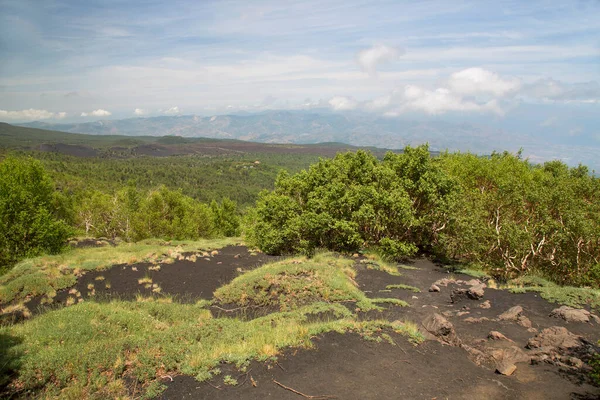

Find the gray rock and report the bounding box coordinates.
[434,278,456,287]
[550,306,592,323]
[526,326,583,351]
[488,331,513,342]
[467,283,486,299]
[517,315,533,328]
[498,305,523,321]
[490,346,530,376]
[429,284,441,292]
[422,313,461,346]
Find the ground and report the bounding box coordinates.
[1,243,599,399]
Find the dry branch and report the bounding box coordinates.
[273,379,336,399]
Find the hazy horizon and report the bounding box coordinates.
[1,0,599,166]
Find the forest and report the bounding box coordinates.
[1,138,598,287]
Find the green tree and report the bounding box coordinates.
[246,146,455,260]
[0,157,71,271]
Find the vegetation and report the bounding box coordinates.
[438,151,600,286]
[214,252,405,311]
[247,146,600,286]
[0,157,71,273]
[0,238,239,304]
[73,185,239,241]
[385,284,421,293]
[0,253,420,399]
[36,151,320,208]
[507,275,600,310]
[1,125,599,398]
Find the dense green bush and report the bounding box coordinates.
[0,157,71,271]
[438,152,600,285]
[246,146,455,260]
[246,146,600,286]
[73,185,240,241]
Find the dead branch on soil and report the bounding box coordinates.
[275,361,286,371]
[207,382,223,390]
[272,379,336,399]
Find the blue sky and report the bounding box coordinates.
[0,0,599,127]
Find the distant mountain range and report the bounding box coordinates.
[16,110,600,171]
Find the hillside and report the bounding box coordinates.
[17,111,512,153]
[0,122,392,159]
[17,110,600,173]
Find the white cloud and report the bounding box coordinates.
[387,85,504,115]
[134,108,147,116]
[357,67,514,116]
[328,96,358,110]
[357,45,403,75]
[164,106,180,115]
[81,109,112,117]
[0,109,67,121]
[523,78,600,102]
[447,67,521,97]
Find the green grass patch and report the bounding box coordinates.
[358,253,402,276]
[385,284,421,293]
[456,268,491,279]
[215,253,387,311]
[507,275,600,310]
[370,298,409,306]
[0,238,240,304]
[1,299,415,399]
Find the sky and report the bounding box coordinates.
[0,0,599,134]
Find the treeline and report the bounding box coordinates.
[246,146,600,286]
[0,156,240,272]
[26,151,322,208]
[3,147,599,286]
[70,185,239,241]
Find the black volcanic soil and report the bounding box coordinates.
[12,250,600,399]
[160,332,597,400]
[25,246,279,315]
[159,257,600,400]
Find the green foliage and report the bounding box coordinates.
[210,198,241,237]
[246,146,455,260]
[26,150,322,209]
[214,252,385,311]
[73,185,239,241]
[0,157,71,271]
[247,147,600,287]
[507,275,600,310]
[385,284,421,293]
[438,152,600,286]
[591,350,600,386]
[1,296,415,398]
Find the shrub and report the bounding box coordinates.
[0,157,71,271]
[246,146,455,257]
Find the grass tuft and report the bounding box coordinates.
[359,254,402,276]
[0,299,413,399]
[214,253,382,311]
[506,275,600,310]
[385,284,421,293]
